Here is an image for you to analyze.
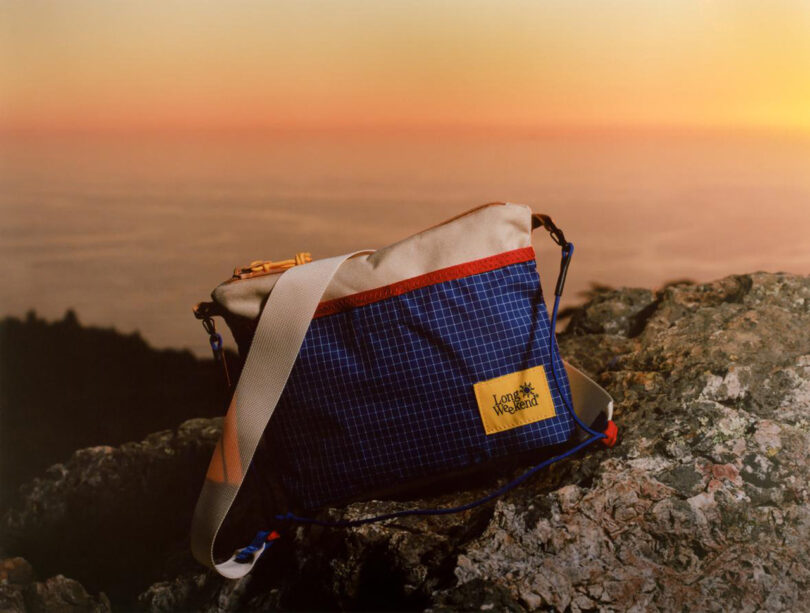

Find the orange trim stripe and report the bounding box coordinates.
[314,247,536,319]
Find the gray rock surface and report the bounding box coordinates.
[3,272,809,611]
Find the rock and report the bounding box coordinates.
[0,585,27,613]
[565,286,656,338]
[136,572,253,613]
[0,558,34,587]
[23,576,110,613]
[4,272,810,611]
[0,557,109,613]
[1,419,225,607]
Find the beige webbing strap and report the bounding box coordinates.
[190,250,614,580]
[190,250,372,579]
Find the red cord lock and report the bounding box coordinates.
[266,530,281,542]
[602,420,618,447]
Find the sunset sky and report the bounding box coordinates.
[1,0,809,133]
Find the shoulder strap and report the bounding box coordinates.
[190,250,372,578]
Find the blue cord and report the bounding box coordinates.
[547,244,606,440]
[273,433,603,528]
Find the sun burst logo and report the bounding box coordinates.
[490,381,540,416]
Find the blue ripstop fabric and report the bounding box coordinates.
[265,259,575,509]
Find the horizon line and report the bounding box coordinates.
[2,120,809,139]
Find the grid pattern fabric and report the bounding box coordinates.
[266,259,575,509]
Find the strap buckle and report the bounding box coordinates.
[532,214,573,297]
[234,530,281,564]
[193,302,232,388]
[532,214,569,249]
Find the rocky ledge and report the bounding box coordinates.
[0,558,110,613]
[2,272,809,611]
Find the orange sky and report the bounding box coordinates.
[1,1,809,133]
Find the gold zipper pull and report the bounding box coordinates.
[232,252,312,281]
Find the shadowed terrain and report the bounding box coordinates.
[0,310,236,510]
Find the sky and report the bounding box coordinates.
[1,0,809,133]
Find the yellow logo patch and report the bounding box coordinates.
[473,365,557,435]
